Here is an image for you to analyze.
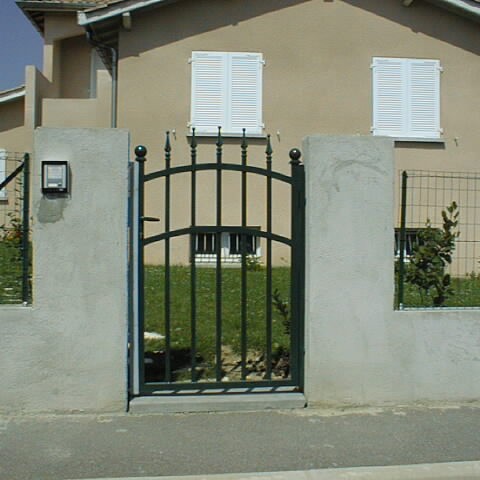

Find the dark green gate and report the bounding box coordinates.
[134,129,304,395]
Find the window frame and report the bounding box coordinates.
[372,57,442,142]
[193,230,261,264]
[394,227,430,261]
[190,51,264,137]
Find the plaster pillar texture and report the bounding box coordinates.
[303,135,480,406]
[0,128,130,414]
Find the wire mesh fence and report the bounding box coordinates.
[0,151,31,304]
[395,170,480,309]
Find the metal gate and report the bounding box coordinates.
[132,129,304,395]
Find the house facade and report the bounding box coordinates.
[2,0,480,265]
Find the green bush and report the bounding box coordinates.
[406,202,459,306]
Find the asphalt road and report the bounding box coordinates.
[1,404,480,480]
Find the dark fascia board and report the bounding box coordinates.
[78,0,182,26]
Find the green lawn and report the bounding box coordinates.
[396,276,480,308]
[143,265,292,380]
[0,240,24,304]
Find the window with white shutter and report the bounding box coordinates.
[372,57,442,140]
[190,51,264,136]
[0,150,7,199]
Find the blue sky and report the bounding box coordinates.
[0,0,43,91]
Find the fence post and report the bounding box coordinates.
[135,145,147,389]
[397,171,408,310]
[21,153,30,304]
[289,147,305,388]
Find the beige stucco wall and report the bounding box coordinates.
[116,0,479,264]
[39,14,112,129]
[43,13,85,87]
[42,66,112,128]
[0,10,112,154]
[59,36,91,99]
[0,99,27,153]
[118,0,479,167]
[0,64,53,156]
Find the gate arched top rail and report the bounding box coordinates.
[144,163,292,184]
[144,225,292,247]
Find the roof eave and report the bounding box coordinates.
[16,1,98,9]
[0,86,26,105]
[16,1,98,33]
[422,0,480,23]
[81,0,480,26]
[78,0,180,26]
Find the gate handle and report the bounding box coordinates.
[141,216,160,222]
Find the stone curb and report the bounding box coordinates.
[72,460,480,480]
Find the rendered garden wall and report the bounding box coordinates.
[304,136,480,405]
[0,128,129,413]
[0,130,479,413]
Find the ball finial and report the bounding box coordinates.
[135,145,147,159]
[289,148,302,164]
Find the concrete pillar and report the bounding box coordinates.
[30,128,130,412]
[303,135,398,405]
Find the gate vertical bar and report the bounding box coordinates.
[289,148,304,386]
[164,132,172,382]
[190,130,198,382]
[265,136,273,380]
[240,129,248,380]
[135,146,147,390]
[397,171,408,310]
[21,153,30,304]
[215,127,223,382]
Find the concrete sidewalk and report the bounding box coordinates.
[1,403,480,480]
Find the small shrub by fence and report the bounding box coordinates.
[396,170,480,309]
[0,151,31,304]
